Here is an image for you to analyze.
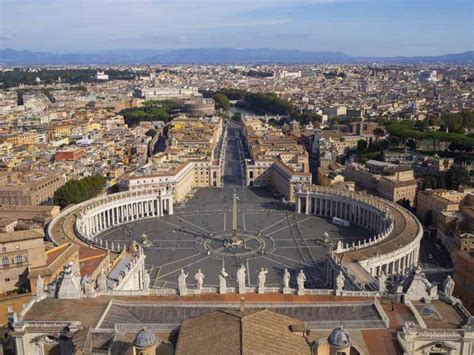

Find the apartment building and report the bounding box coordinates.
[0,229,47,294]
[119,116,224,202]
[242,117,311,202]
[0,173,66,206]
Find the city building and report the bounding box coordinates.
[0,173,66,206]
[0,229,46,294]
[453,250,474,313]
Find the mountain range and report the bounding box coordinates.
[0,48,472,65]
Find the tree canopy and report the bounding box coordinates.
[212,93,230,111]
[54,175,106,208]
[119,100,180,127]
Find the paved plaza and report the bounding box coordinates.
[99,187,371,289]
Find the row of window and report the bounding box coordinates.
[2,255,27,266]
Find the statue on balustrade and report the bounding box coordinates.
[36,275,44,297]
[378,271,387,293]
[178,269,189,296]
[97,269,107,292]
[443,275,455,298]
[219,267,228,294]
[195,269,205,290]
[143,271,150,291]
[283,268,291,289]
[335,271,345,293]
[237,265,246,294]
[297,270,306,295]
[258,267,268,293]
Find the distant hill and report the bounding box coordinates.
[0,48,472,65]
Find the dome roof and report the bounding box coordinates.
[328,326,351,347]
[133,328,156,348]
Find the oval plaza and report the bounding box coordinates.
[48,180,422,291]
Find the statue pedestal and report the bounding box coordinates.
[283,287,292,294]
[179,289,188,296]
[258,287,265,294]
[195,288,202,295]
[297,289,305,296]
[239,287,246,294]
[219,287,227,294]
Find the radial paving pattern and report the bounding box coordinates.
[98,187,371,290]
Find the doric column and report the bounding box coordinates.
[305,195,310,215]
[169,198,174,215]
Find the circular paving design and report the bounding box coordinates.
[97,187,371,289]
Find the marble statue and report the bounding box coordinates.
[143,271,150,291]
[84,277,96,297]
[237,265,246,294]
[178,269,189,296]
[283,268,291,289]
[195,269,205,290]
[336,271,345,293]
[443,275,455,298]
[35,275,44,297]
[378,271,387,293]
[297,270,306,295]
[97,269,107,292]
[219,268,228,294]
[257,267,268,293]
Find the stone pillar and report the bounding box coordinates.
[305,195,310,215]
[169,198,174,215]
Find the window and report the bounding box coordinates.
[15,255,22,264]
[2,256,9,266]
[5,278,10,282]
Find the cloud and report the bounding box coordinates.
[0,34,16,41]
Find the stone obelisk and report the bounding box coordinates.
[231,189,239,244]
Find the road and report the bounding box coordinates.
[223,120,246,187]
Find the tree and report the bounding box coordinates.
[357,139,368,152]
[54,175,106,208]
[446,166,471,190]
[374,127,385,139]
[406,138,417,150]
[397,198,411,210]
[437,174,446,189]
[231,112,242,122]
[145,129,157,138]
[212,93,230,111]
[423,175,436,189]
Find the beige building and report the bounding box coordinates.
[45,124,72,141]
[242,117,311,202]
[0,173,66,206]
[377,167,418,205]
[119,116,224,203]
[0,205,60,230]
[416,187,473,225]
[0,229,47,294]
[0,132,39,146]
[344,162,418,206]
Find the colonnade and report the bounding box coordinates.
[295,186,422,279]
[75,189,173,240]
[296,192,388,234]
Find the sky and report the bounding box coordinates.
[0,0,473,56]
